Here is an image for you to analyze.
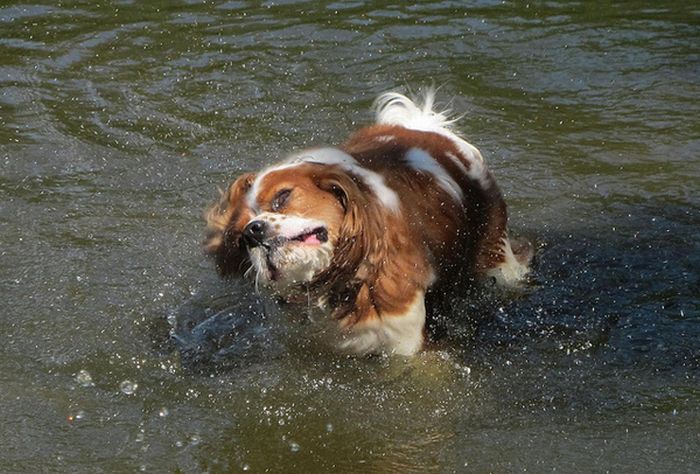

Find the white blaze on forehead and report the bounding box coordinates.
[253,212,325,239]
[247,147,400,212]
[405,148,463,204]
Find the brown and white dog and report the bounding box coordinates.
[205,91,532,356]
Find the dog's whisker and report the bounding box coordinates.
[254,267,261,295]
[243,263,254,280]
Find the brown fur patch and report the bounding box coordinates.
[204,173,256,276]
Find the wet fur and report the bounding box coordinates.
[204,91,532,355]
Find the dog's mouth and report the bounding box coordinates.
[288,226,328,245]
[257,227,328,282]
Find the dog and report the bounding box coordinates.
[204,90,532,356]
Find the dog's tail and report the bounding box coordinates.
[372,88,484,164]
[374,87,458,131]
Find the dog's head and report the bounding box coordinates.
[205,156,381,298]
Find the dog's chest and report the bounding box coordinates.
[285,292,426,356]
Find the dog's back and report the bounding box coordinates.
[341,91,531,287]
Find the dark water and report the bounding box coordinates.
[1,1,699,472]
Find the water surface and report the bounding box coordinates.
[1,1,698,472]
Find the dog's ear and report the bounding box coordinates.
[314,169,369,239]
[315,171,354,213]
[204,172,256,277]
[312,165,427,321]
[313,167,388,279]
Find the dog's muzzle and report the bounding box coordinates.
[242,220,268,248]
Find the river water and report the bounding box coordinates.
[1,1,698,472]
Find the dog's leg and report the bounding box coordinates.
[337,291,426,356]
[483,237,532,286]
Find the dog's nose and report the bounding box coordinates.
[242,220,267,247]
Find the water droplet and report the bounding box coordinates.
[159,407,169,417]
[74,410,86,420]
[75,369,94,387]
[242,464,250,471]
[120,380,138,395]
[325,423,334,433]
[289,441,300,452]
[175,440,184,448]
[190,434,201,445]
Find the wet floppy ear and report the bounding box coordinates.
[204,172,256,277]
[314,168,386,268]
[314,169,370,245]
[308,167,398,312]
[316,173,353,212]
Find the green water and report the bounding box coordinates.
[1,1,698,472]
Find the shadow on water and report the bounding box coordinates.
[168,198,699,374]
[167,294,276,371]
[153,198,700,472]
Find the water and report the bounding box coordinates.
[1,1,698,472]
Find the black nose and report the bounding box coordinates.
[242,220,267,248]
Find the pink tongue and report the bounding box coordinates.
[303,233,321,244]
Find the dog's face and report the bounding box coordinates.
[243,165,346,293]
[206,163,353,297]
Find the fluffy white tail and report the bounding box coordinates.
[372,88,484,164]
[373,88,459,134]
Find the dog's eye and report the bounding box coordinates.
[271,188,292,211]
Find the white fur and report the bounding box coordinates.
[484,238,529,286]
[248,147,400,212]
[254,212,325,240]
[248,242,333,294]
[246,212,333,294]
[336,291,426,356]
[404,147,463,204]
[374,89,458,136]
[374,89,490,188]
